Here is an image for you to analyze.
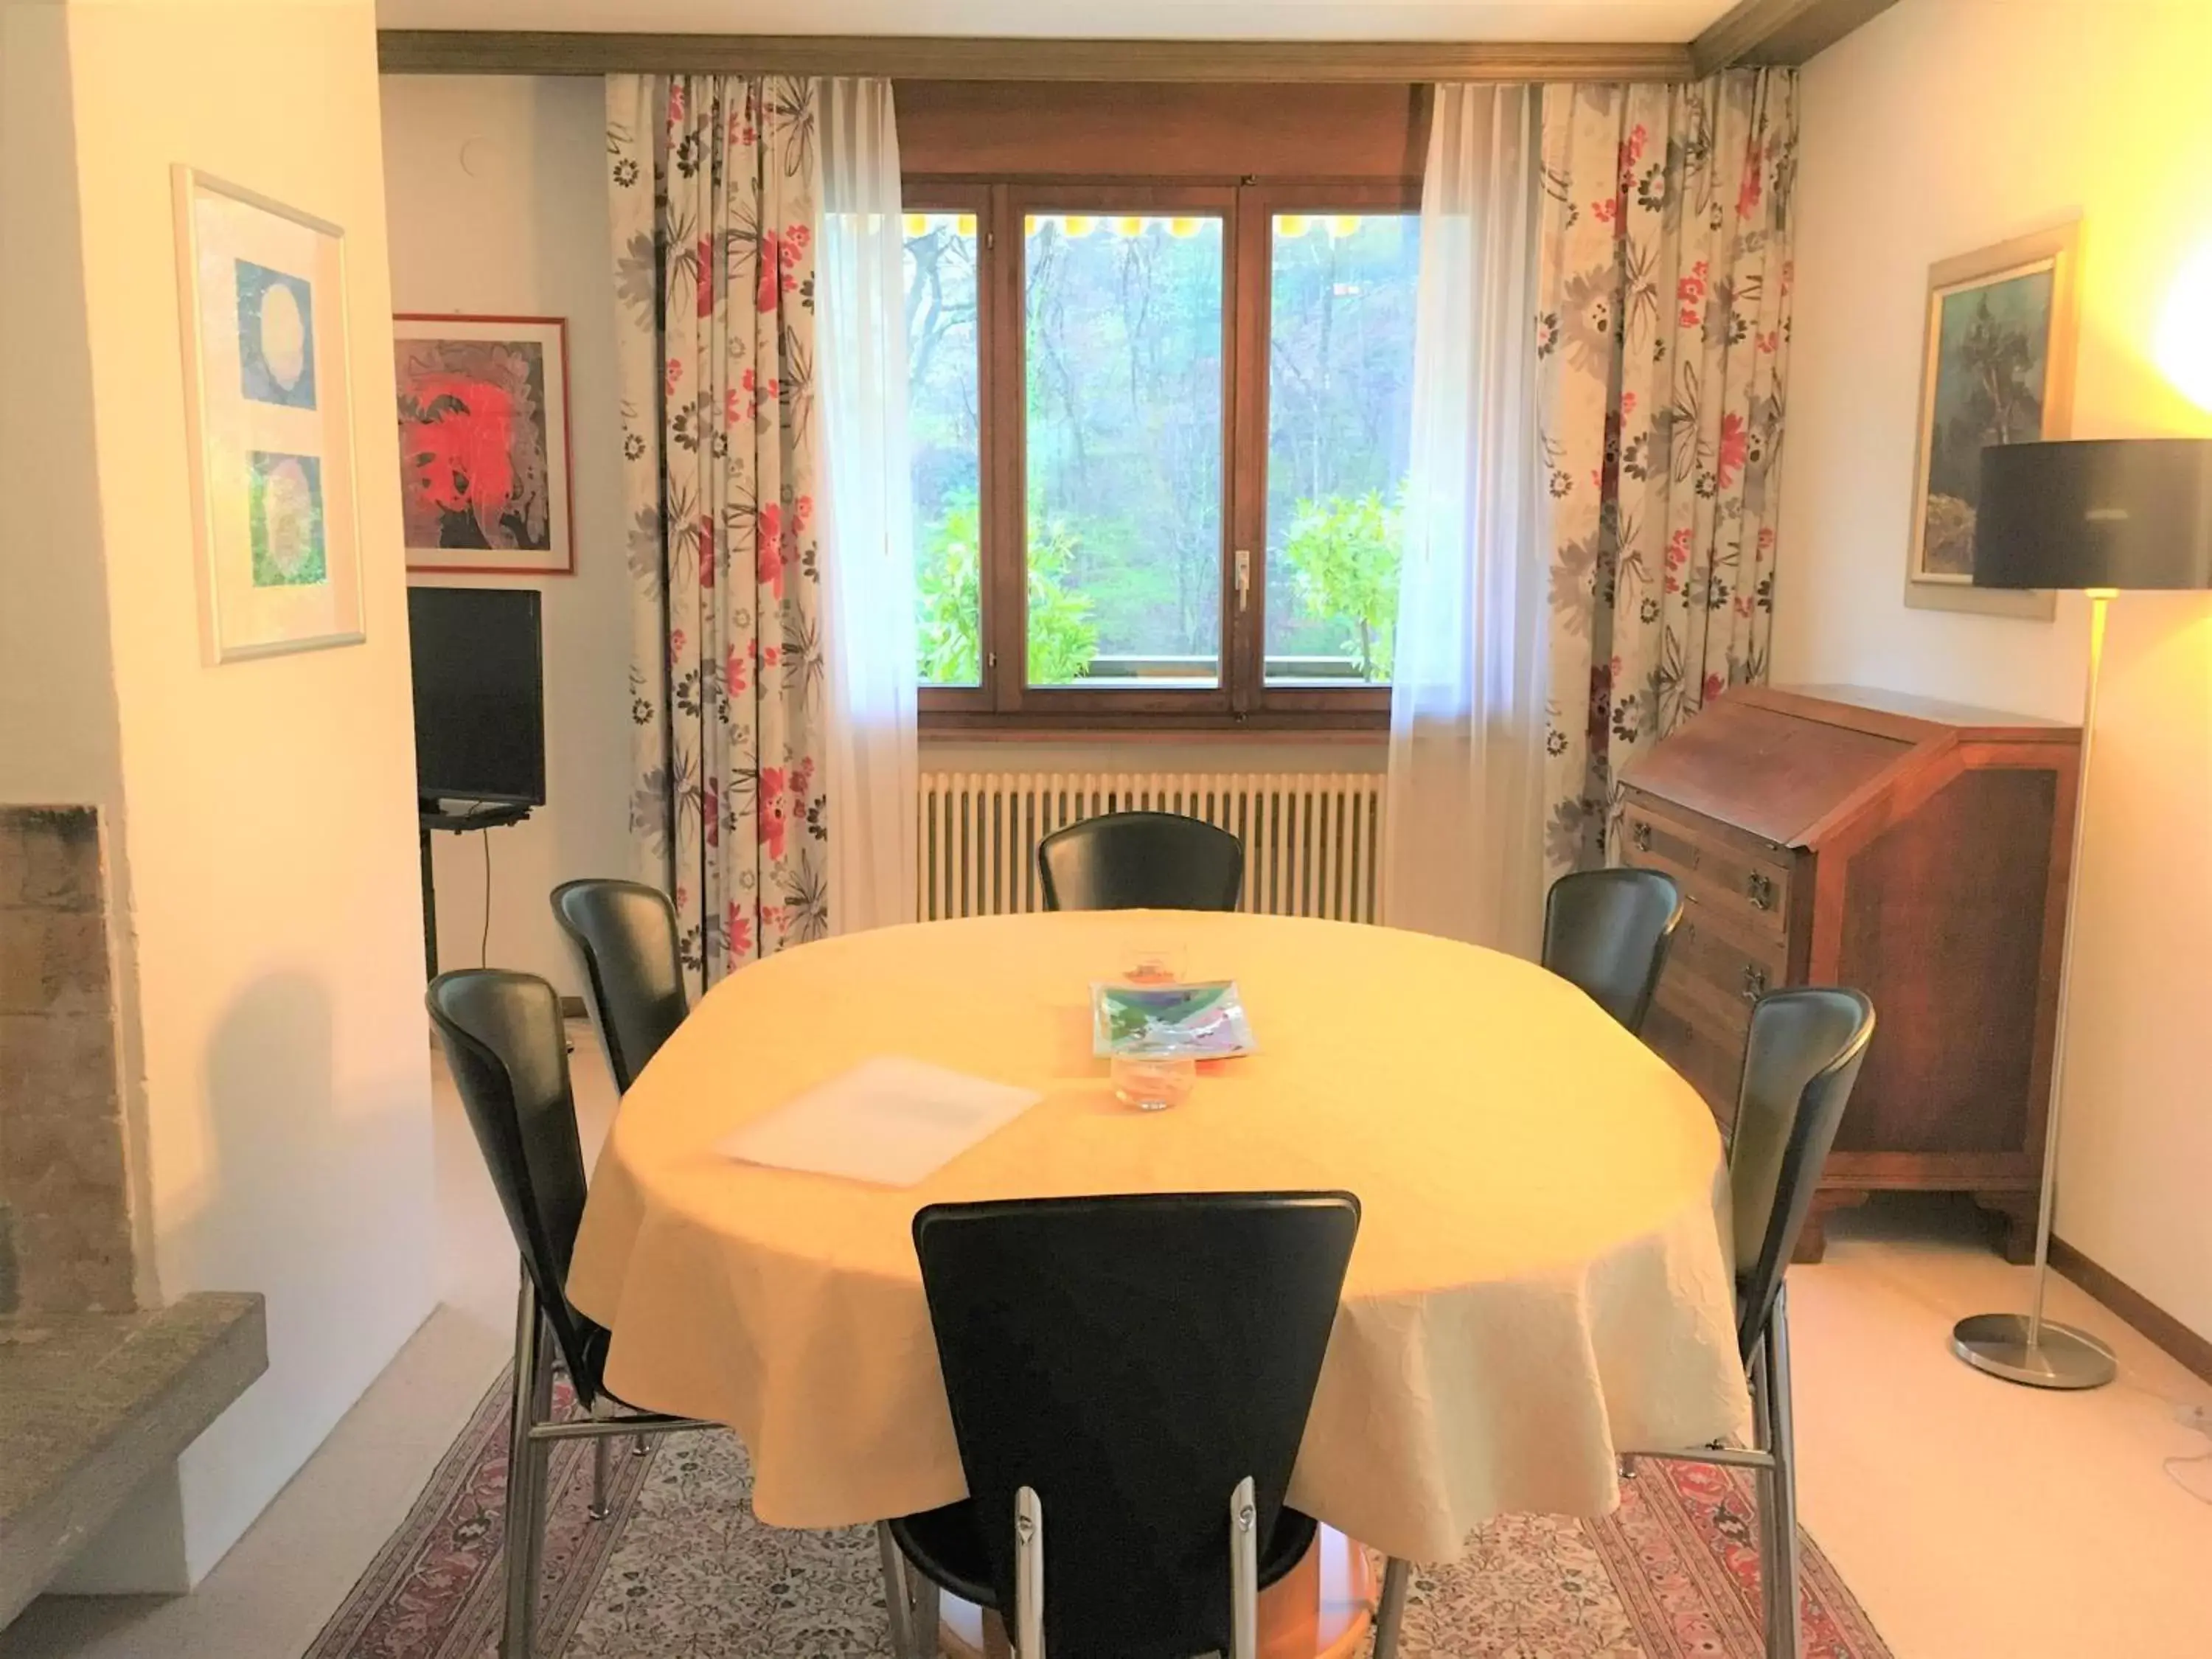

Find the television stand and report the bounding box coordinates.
[418,798,533,981]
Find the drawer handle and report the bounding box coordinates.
[1741,964,1770,1003]
[1630,819,1653,852]
[1746,872,1776,911]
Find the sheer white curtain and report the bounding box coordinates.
[816,79,919,934]
[1382,85,1548,956]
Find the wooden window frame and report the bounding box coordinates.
[909,173,1420,735]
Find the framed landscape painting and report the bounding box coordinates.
[394,315,574,574]
[1904,223,2080,619]
[174,167,364,661]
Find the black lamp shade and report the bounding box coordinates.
[1973,438,2212,591]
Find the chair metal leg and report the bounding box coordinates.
[908,1572,942,1659]
[1229,1477,1259,1659]
[502,1276,556,1659]
[1372,1557,1411,1659]
[1014,1486,1045,1659]
[877,1522,918,1659]
[1764,1290,1804,1659]
[1747,1334,1782,1659]
[588,1433,612,1521]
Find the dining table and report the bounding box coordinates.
[568,905,1753,1593]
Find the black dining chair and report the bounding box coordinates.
[427,968,714,1659]
[1037,810,1245,913]
[1540,867,1685,1032]
[549,877,689,1094]
[1615,985,1877,1659]
[881,1192,1360,1659]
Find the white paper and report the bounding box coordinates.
[716,1057,1043,1188]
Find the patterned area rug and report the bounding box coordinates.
[307,1375,1891,1658]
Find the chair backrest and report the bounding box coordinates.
[425,969,605,1398]
[1728,987,1876,1358]
[1036,811,1245,913]
[914,1192,1360,1659]
[1540,867,1685,1032]
[549,877,689,1094]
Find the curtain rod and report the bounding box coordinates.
[376,32,1700,84]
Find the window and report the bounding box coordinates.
[904,181,1419,729]
[904,208,982,688]
[1026,210,1225,689]
[1265,212,1420,686]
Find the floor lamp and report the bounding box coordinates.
[1950,437,2212,1389]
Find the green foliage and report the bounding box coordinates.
[915,491,1099,686]
[1023,511,1100,685]
[1279,490,1402,681]
[916,494,984,686]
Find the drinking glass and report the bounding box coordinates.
[1110,1054,1196,1111]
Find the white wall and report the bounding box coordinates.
[4,0,438,1586]
[1775,0,2212,1339]
[0,0,157,1312]
[380,75,633,997]
[0,0,124,812]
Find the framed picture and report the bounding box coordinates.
[1904,222,2081,619]
[174,167,364,661]
[393,315,574,574]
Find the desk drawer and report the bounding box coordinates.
[1666,913,1787,1015]
[1619,793,1795,949]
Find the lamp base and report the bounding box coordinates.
[1951,1312,2117,1389]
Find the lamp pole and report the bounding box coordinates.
[1950,586,2118,1390]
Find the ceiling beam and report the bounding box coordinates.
[375,31,1695,83]
[1691,0,1902,76]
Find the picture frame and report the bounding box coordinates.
[393,314,574,575]
[174,167,365,661]
[1903,222,2081,620]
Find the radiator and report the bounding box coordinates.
[919,772,1386,924]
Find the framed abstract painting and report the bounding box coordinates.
[393,315,574,574]
[174,167,365,661]
[1903,222,2081,619]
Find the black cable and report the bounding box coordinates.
[479,826,493,967]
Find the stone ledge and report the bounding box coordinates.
[0,1293,268,1630]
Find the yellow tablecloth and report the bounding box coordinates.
[568,911,1752,1562]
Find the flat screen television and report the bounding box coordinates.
[408,586,546,806]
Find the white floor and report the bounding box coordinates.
[4,1026,2209,1658]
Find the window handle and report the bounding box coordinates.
[1234,548,1251,613]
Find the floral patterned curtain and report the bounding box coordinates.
[608,76,827,995]
[1537,71,1799,876]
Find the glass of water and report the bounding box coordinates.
[1111,1053,1197,1112]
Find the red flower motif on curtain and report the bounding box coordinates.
[1677,260,1710,330]
[759,765,790,858]
[1616,122,1648,184]
[1737,142,1767,219]
[755,226,810,313]
[1717,412,1749,490]
[754,495,812,597]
